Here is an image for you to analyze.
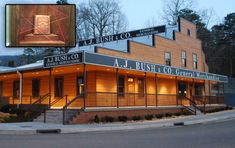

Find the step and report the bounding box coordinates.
[33,109,80,124]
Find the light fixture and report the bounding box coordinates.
[184,91,187,94]
[128,77,134,82]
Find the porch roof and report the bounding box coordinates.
[0,51,228,83]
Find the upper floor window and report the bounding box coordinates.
[182,50,187,67]
[165,52,171,66]
[187,29,191,36]
[193,53,198,69]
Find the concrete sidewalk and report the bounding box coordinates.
[0,109,235,135]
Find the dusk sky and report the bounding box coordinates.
[0,0,234,56]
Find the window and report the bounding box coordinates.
[55,77,63,97]
[32,79,40,97]
[195,84,203,96]
[182,50,187,67]
[0,81,2,97]
[193,53,198,69]
[137,79,144,97]
[165,52,171,66]
[187,29,191,36]
[13,80,19,98]
[77,77,84,96]
[118,76,125,96]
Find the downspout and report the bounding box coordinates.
[17,71,23,104]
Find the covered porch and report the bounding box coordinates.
[0,63,226,110]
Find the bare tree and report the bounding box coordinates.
[162,0,194,25]
[77,0,128,40]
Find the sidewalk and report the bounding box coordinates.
[0,109,235,135]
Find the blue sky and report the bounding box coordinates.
[0,0,235,56]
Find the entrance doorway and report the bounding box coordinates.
[178,82,187,96]
[55,77,63,98]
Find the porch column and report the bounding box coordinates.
[17,71,23,105]
[222,82,225,95]
[116,68,119,108]
[48,68,52,108]
[144,72,147,108]
[176,76,178,106]
[155,74,158,107]
[83,64,87,110]
[192,78,195,102]
[209,80,211,104]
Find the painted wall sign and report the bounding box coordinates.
[78,25,166,47]
[43,52,83,68]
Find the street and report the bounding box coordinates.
[0,119,235,148]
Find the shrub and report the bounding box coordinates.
[165,113,172,117]
[145,114,154,120]
[94,115,100,123]
[182,110,193,115]
[118,116,128,122]
[132,116,142,121]
[101,116,114,123]
[174,112,181,116]
[155,114,163,119]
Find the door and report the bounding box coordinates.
[178,83,187,96]
[13,80,20,99]
[127,77,135,106]
[55,77,63,98]
[178,82,188,105]
[77,77,84,97]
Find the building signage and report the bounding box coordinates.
[84,52,228,82]
[43,51,228,82]
[43,52,83,68]
[78,25,166,47]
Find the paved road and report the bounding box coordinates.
[0,119,235,148]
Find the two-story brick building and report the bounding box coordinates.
[0,18,228,124]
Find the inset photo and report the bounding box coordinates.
[5,4,76,47]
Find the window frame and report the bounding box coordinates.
[193,53,198,69]
[187,29,191,36]
[165,51,171,66]
[182,50,187,67]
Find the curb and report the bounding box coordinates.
[1,111,235,135]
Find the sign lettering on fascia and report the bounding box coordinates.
[112,58,226,82]
[43,52,83,68]
[78,25,166,47]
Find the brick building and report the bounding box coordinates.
[0,18,228,124]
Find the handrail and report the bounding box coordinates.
[51,95,68,107]
[62,95,80,124]
[178,95,198,115]
[32,93,50,105]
